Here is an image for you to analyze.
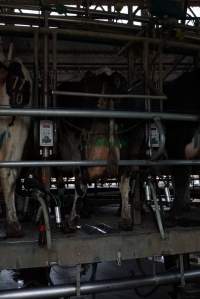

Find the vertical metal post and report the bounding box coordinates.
[34,31,39,108]
[158,45,163,112]
[44,10,49,110]
[128,43,142,225]
[128,47,135,88]
[143,41,151,157]
[180,254,186,288]
[76,264,81,297]
[128,4,133,25]
[152,256,157,276]
[108,3,112,22]
[143,41,150,111]
[52,32,57,108]
[42,10,50,189]
[52,32,57,159]
[33,31,39,159]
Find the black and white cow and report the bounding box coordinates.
[56,69,146,231]
[0,56,32,237]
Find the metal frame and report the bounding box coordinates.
[1,1,200,275]
[1,26,200,53]
[0,108,198,121]
[0,268,200,298]
[0,0,200,7]
[52,90,167,100]
[0,160,199,168]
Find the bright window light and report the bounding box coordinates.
[187,6,200,26]
[14,24,31,27]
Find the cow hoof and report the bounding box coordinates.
[6,222,24,238]
[119,218,133,231]
[63,215,80,233]
[68,215,80,229]
[62,225,77,234]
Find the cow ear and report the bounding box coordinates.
[0,66,8,84]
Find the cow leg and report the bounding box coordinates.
[67,180,87,230]
[67,190,80,229]
[171,166,191,217]
[131,173,142,225]
[0,168,23,237]
[119,174,132,230]
[0,120,29,237]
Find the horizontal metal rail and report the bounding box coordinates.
[0,160,200,168]
[0,269,200,298]
[52,90,167,100]
[0,26,200,53]
[0,13,138,33]
[0,0,198,6]
[0,108,198,121]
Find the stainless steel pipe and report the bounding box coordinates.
[0,160,199,168]
[52,90,167,100]
[0,269,200,298]
[0,108,198,121]
[0,13,141,34]
[43,10,49,110]
[0,26,200,52]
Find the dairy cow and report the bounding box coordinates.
[0,56,32,237]
[56,69,146,230]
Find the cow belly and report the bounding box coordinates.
[86,144,120,180]
[87,145,109,179]
[185,142,200,160]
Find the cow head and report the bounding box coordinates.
[110,72,128,94]
[6,59,32,108]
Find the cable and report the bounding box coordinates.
[24,175,60,207]
[134,284,160,298]
[130,260,160,298]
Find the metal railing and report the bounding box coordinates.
[0,107,197,167]
[0,160,199,168]
[0,269,200,298]
[52,90,167,100]
[0,108,198,121]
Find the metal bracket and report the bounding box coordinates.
[76,264,81,297]
[117,251,122,266]
[180,254,186,288]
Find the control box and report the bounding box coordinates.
[39,120,54,147]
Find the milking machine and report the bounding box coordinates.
[16,172,61,248]
[15,119,63,248]
[39,119,62,228]
[34,8,62,244]
[143,118,172,239]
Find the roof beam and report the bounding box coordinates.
[0,0,200,5]
[0,0,200,7]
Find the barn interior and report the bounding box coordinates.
[1,1,200,298]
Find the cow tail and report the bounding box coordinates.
[107,145,119,177]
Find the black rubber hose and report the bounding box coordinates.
[24,176,60,206]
